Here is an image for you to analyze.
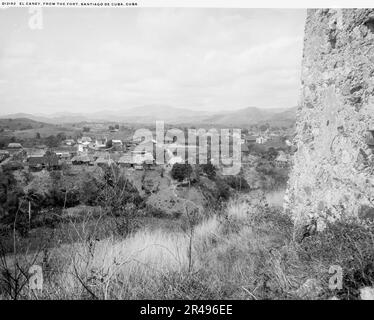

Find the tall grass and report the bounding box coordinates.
[46,229,190,299]
[3,193,374,300]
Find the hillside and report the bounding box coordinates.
[202,107,296,127]
[0,105,296,127]
[0,118,52,131]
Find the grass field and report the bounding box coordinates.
[1,193,374,300]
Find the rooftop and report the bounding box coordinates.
[8,143,23,149]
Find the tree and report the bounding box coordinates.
[224,175,250,191]
[45,135,59,148]
[106,139,113,148]
[56,132,67,141]
[259,123,270,132]
[264,147,278,161]
[83,126,90,132]
[80,174,101,206]
[44,150,58,170]
[200,161,216,179]
[171,163,193,182]
[98,166,143,236]
[35,132,41,139]
[114,124,119,130]
[0,170,25,221]
[215,179,231,201]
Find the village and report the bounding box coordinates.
[0,120,294,233]
[0,124,294,173]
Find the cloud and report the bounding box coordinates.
[0,8,306,114]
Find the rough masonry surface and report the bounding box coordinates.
[285,9,374,238]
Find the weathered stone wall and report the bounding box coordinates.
[286,9,374,237]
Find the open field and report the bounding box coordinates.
[2,193,373,300]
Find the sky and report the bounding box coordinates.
[0,8,306,115]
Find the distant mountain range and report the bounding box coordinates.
[0,105,297,127]
[0,118,54,130]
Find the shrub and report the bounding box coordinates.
[224,175,250,191]
[215,179,231,201]
[44,187,80,208]
[80,175,101,206]
[200,162,216,179]
[145,204,167,218]
[2,161,24,172]
[98,166,144,235]
[171,163,192,182]
[256,162,289,190]
[0,170,25,221]
[298,220,374,300]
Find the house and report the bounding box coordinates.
[71,154,92,165]
[35,144,48,149]
[142,152,155,169]
[118,151,154,168]
[77,143,86,153]
[27,152,60,170]
[244,135,257,144]
[76,138,92,152]
[55,152,71,160]
[256,136,267,144]
[118,154,133,167]
[132,154,145,166]
[79,136,92,143]
[94,139,107,150]
[64,139,75,146]
[112,139,123,146]
[27,155,45,170]
[7,143,23,149]
[112,139,123,151]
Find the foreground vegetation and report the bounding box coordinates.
[0,144,372,300]
[1,189,373,299]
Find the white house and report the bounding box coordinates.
[256,136,268,144]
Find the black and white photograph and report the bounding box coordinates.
[0,0,374,305]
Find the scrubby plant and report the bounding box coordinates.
[215,178,231,201]
[200,161,216,180]
[98,165,144,236]
[171,163,193,182]
[224,175,250,191]
[298,220,374,299]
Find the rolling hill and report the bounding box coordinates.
[0,105,296,127]
[0,117,53,131]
